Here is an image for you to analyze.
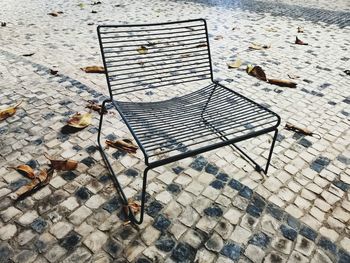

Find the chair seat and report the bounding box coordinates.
[115,83,279,161]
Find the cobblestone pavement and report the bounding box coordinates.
[0,0,350,262]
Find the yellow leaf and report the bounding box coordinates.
[45,154,78,171]
[227,59,242,69]
[137,45,148,54]
[67,112,92,128]
[0,101,22,121]
[81,66,105,73]
[267,78,297,88]
[7,164,35,179]
[249,43,271,50]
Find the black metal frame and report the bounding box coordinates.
[97,19,280,224]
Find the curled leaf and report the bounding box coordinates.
[284,123,319,138]
[86,100,107,114]
[50,69,58,75]
[123,199,141,220]
[344,70,350,76]
[249,43,271,50]
[91,10,98,13]
[22,53,35,57]
[92,1,101,5]
[81,66,105,73]
[267,79,297,88]
[246,65,267,81]
[105,139,138,154]
[48,12,61,17]
[67,112,92,128]
[7,165,35,179]
[137,45,148,54]
[45,154,78,171]
[227,59,242,69]
[287,74,300,79]
[0,101,22,121]
[295,36,308,45]
[1,22,6,27]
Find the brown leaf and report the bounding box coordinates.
[246,65,267,81]
[92,1,101,5]
[86,100,107,114]
[22,53,35,57]
[344,70,350,76]
[227,59,242,69]
[287,74,300,79]
[284,123,313,136]
[10,168,54,200]
[137,45,148,54]
[196,43,207,48]
[105,139,138,154]
[267,78,297,88]
[249,43,271,50]
[0,101,22,121]
[214,35,223,40]
[50,69,58,75]
[7,165,35,179]
[81,66,105,73]
[123,199,141,219]
[297,26,304,33]
[91,10,98,13]
[67,112,92,129]
[45,154,78,171]
[48,12,59,17]
[295,36,308,45]
[1,22,6,27]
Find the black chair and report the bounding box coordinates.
[97,19,280,224]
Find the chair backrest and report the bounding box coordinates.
[97,19,213,98]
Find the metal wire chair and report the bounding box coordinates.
[97,19,280,224]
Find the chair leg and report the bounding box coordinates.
[97,99,149,224]
[264,129,278,174]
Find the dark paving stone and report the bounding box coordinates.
[332,180,350,192]
[98,174,111,184]
[145,91,154,96]
[113,225,137,241]
[280,224,297,241]
[276,134,285,142]
[220,242,241,260]
[61,171,77,181]
[106,134,117,141]
[112,150,126,159]
[318,237,337,254]
[103,238,122,258]
[205,163,219,175]
[85,145,98,154]
[251,195,266,210]
[340,110,349,117]
[204,205,223,217]
[210,180,225,190]
[33,138,44,145]
[298,138,312,148]
[75,187,91,201]
[31,217,47,233]
[124,168,138,177]
[136,258,152,263]
[146,200,164,218]
[228,179,243,191]
[343,97,350,104]
[338,249,350,263]
[266,204,284,221]
[310,156,331,172]
[172,166,184,174]
[337,155,350,165]
[103,196,121,213]
[246,204,262,218]
[59,231,81,251]
[0,242,14,263]
[190,156,208,171]
[167,183,182,195]
[88,126,98,134]
[171,243,196,263]
[80,156,95,167]
[248,232,271,248]
[299,225,317,241]
[72,145,82,151]
[286,215,300,230]
[238,186,253,199]
[216,172,229,182]
[153,214,171,232]
[155,234,176,252]
[328,101,337,106]
[25,159,39,169]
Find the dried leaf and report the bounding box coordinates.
[249,43,271,50]
[7,165,35,179]
[105,139,138,154]
[87,22,94,26]
[214,35,223,40]
[137,45,148,54]
[123,199,141,219]
[246,65,267,81]
[146,41,157,46]
[67,112,92,128]
[196,43,207,48]
[0,101,22,121]
[284,123,313,136]
[344,70,350,76]
[265,27,278,32]
[295,36,308,45]
[287,74,300,79]
[297,26,304,33]
[92,1,101,5]
[22,53,35,57]
[1,22,6,27]
[45,154,78,171]
[267,78,297,88]
[48,12,59,17]
[86,100,107,114]
[227,59,242,69]
[81,66,105,73]
[50,69,58,75]
[91,10,98,13]
[10,168,54,200]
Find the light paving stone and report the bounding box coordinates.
[125,240,145,262]
[230,225,251,245]
[340,237,350,252]
[68,206,92,225]
[17,229,36,246]
[44,245,67,263]
[332,207,350,223]
[261,214,280,235]
[271,237,293,255]
[49,221,73,239]
[169,222,187,240]
[60,197,79,211]
[264,252,287,263]
[182,229,204,249]
[0,207,22,222]
[62,247,92,263]
[319,227,339,242]
[196,216,218,233]
[12,250,38,263]
[223,208,243,225]
[85,194,106,209]
[18,210,38,225]
[49,176,67,188]
[215,219,234,240]
[205,232,224,252]
[195,248,217,263]
[244,244,265,263]
[288,251,309,263]
[141,226,161,246]
[192,196,212,214]
[295,235,315,257]
[0,224,17,240]
[185,181,205,196]
[83,230,108,253]
[177,191,194,206]
[310,249,333,263]
[155,190,173,204]
[179,206,200,227]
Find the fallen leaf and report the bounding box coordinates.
[227,59,242,69]
[11,168,54,200]
[195,43,207,48]
[44,154,78,171]
[267,79,297,88]
[246,65,267,81]
[67,112,92,129]
[22,53,35,57]
[91,10,97,13]
[48,12,59,17]
[81,66,105,73]
[287,74,300,79]
[123,199,141,219]
[92,1,101,5]
[7,165,35,179]
[284,122,319,137]
[0,101,22,121]
[265,27,278,32]
[249,43,271,50]
[231,27,236,31]
[146,41,157,46]
[214,35,223,40]
[50,69,58,75]
[57,11,64,14]
[1,22,7,27]
[344,70,350,76]
[87,22,94,26]
[297,26,304,33]
[295,36,308,45]
[86,100,107,114]
[137,45,148,54]
[105,139,138,154]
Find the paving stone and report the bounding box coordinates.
[194,248,217,263]
[155,234,176,252]
[171,242,196,263]
[146,200,164,218]
[44,244,67,263]
[153,214,171,232]
[280,224,298,241]
[49,221,73,239]
[85,194,106,209]
[0,224,17,240]
[230,225,251,245]
[31,217,48,233]
[310,249,333,263]
[59,231,82,251]
[215,219,234,239]
[12,250,37,263]
[83,230,108,253]
[317,237,337,255]
[264,252,287,263]
[18,229,36,246]
[244,244,265,263]
[295,235,315,257]
[271,237,293,255]
[103,238,122,258]
[142,226,161,246]
[248,232,271,248]
[205,232,224,252]
[288,251,309,263]
[0,207,21,222]
[220,241,242,261]
[62,247,92,263]
[68,206,92,225]
[223,208,242,225]
[204,205,223,218]
[299,225,318,241]
[17,210,38,225]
